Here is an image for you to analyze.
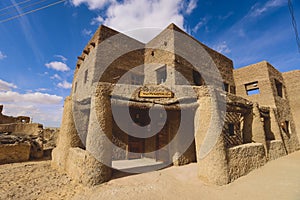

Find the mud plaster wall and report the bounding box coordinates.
[234,61,299,153]
[227,143,266,182]
[283,70,300,143]
[267,65,299,153]
[233,61,276,106]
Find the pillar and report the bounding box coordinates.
[195,97,229,185]
[252,103,267,152]
[85,83,113,184]
[52,96,83,170]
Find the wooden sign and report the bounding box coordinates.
[139,91,174,98]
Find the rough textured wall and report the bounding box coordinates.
[0,123,43,135]
[234,61,299,153]
[145,24,176,85]
[227,143,266,182]
[267,64,299,153]
[0,106,30,124]
[233,61,276,106]
[0,142,31,164]
[283,70,300,143]
[266,140,286,161]
[195,96,229,185]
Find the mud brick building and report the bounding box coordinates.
[52,24,300,186]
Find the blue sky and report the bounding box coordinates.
[0,0,299,127]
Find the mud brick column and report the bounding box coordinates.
[86,83,113,184]
[195,96,229,185]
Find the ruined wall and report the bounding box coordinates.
[0,142,31,164]
[283,70,300,143]
[0,105,30,124]
[0,123,43,136]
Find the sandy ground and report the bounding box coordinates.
[1,151,300,200]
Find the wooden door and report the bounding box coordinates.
[128,136,144,159]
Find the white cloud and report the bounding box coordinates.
[0,91,63,104]
[51,74,62,80]
[45,61,70,72]
[0,87,63,127]
[186,0,197,15]
[54,55,68,62]
[82,28,93,36]
[0,51,7,60]
[213,41,231,54]
[91,16,104,25]
[57,80,72,89]
[71,0,113,10]
[0,79,17,91]
[104,0,185,42]
[72,0,197,42]
[249,0,285,17]
[36,88,49,92]
[192,17,208,33]
[1,104,63,127]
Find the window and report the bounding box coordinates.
[223,83,229,92]
[156,66,167,84]
[275,79,283,98]
[84,70,88,84]
[228,123,235,136]
[245,81,260,95]
[193,70,204,86]
[281,121,290,134]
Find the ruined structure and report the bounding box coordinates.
[0,105,47,164]
[52,24,300,186]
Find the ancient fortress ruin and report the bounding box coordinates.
[0,105,58,164]
[52,24,300,186]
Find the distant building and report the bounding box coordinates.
[52,24,300,186]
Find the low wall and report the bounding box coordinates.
[65,148,112,186]
[0,123,43,136]
[0,142,31,164]
[267,140,287,161]
[227,143,267,182]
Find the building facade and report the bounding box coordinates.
[52,24,300,186]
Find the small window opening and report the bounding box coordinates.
[193,70,203,86]
[223,83,229,92]
[84,70,88,84]
[275,79,283,98]
[245,81,260,95]
[281,121,290,133]
[228,123,235,136]
[156,66,167,84]
[151,51,155,56]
